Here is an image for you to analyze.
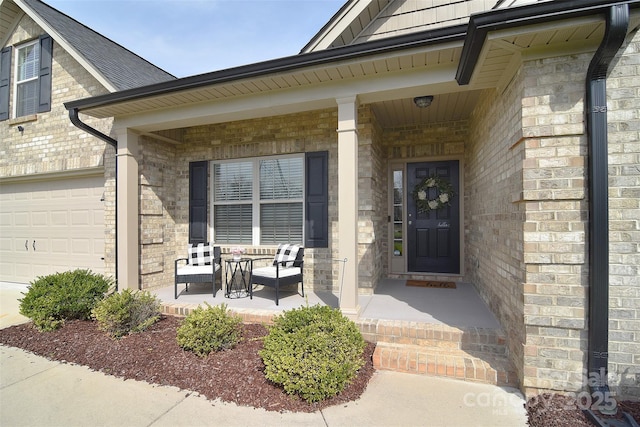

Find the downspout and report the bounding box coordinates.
[68,108,119,290]
[585,2,628,403]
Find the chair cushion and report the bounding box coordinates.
[177,263,220,276]
[188,242,213,266]
[253,266,301,279]
[273,244,300,267]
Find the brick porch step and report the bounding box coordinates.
[372,343,518,387]
[356,319,518,387]
[162,303,518,387]
[356,319,509,355]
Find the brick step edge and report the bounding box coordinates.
[356,318,508,356]
[372,343,518,387]
[163,305,507,353]
[162,303,276,325]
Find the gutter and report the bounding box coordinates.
[584,2,629,406]
[69,108,117,147]
[456,0,639,85]
[69,108,119,290]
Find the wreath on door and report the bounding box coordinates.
[412,175,455,213]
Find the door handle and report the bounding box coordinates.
[33,240,36,251]
[25,240,28,251]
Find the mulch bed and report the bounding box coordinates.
[526,392,640,426]
[1,315,638,423]
[0,315,375,413]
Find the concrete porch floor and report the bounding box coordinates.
[154,277,500,330]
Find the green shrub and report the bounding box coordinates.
[259,304,365,403]
[19,269,113,331]
[92,289,161,338]
[176,303,242,356]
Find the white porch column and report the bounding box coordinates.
[336,96,360,318]
[116,129,139,290]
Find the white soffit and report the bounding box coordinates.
[115,61,462,132]
[81,40,465,122]
[0,0,22,46]
[464,15,609,89]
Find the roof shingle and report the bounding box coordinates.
[20,0,175,90]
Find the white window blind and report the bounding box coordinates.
[260,157,303,199]
[16,41,39,117]
[214,205,252,243]
[260,203,303,244]
[214,162,252,201]
[213,162,252,243]
[212,156,303,245]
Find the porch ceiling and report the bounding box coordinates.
[374,12,640,128]
[74,10,639,133]
[80,43,468,125]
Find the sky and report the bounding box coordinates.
[46,0,345,78]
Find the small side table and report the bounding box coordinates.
[224,258,251,298]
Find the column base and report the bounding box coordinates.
[339,304,361,320]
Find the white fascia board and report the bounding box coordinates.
[303,0,376,53]
[14,0,118,92]
[115,62,460,133]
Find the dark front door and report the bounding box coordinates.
[407,160,460,273]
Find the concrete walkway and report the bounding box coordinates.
[0,282,527,427]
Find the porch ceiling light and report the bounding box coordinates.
[413,96,434,108]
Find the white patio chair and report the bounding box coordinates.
[174,243,221,299]
[249,244,304,305]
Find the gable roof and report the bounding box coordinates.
[300,0,392,52]
[65,0,640,133]
[301,0,552,53]
[0,0,175,92]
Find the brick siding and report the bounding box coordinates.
[606,30,640,398]
[0,14,116,277]
[5,9,638,401]
[138,109,342,292]
[466,78,527,391]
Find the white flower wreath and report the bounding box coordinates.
[412,175,455,213]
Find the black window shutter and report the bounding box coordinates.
[305,151,329,248]
[189,161,208,244]
[37,35,53,113]
[0,46,11,121]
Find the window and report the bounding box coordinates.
[392,169,403,256]
[212,155,304,245]
[0,35,52,122]
[15,41,39,117]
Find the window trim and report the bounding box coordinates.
[13,39,39,118]
[210,153,305,246]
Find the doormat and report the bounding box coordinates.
[406,280,456,289]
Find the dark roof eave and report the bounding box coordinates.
[64,24,468,113]
[456,0,640,85]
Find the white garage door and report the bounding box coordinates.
[0,175,105,284]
